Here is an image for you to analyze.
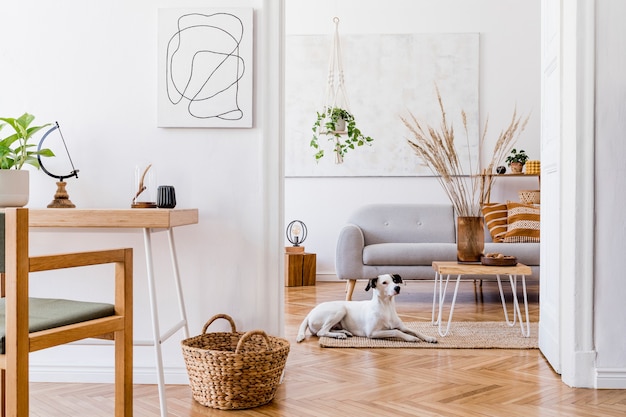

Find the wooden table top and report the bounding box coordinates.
[27,208,198,229]
[432,261,532,276]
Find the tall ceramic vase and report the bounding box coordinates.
[457,216,484,263]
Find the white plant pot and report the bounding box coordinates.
[319,118,346,134]
[333,118,346,132]
[0,170,29,207]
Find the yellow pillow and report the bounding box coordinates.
[525,160,541,175]
[504,202,540,243]
[482,203,508,243]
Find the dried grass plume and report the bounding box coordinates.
[401,86,529,216]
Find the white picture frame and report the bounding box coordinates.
[157,8,253,128]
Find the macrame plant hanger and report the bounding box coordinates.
[323,17,350,164]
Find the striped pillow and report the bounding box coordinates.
[504,202,540,243]
[482,203,508,242]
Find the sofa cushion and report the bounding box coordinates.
[484,242,540,266]
[347,204,456,245]
[363,242,457,266]
[504,202,540,243]
[482,203,508,242]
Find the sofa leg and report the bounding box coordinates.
[345,279,356,301]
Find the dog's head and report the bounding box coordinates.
[364,273,403,297]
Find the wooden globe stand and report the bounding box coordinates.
[47,181,76,208]
[37,121,80,209]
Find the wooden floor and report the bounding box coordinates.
[31,279,626,416]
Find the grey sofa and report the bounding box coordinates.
[335,204,540,300]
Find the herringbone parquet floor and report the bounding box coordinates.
[30,279,626,416]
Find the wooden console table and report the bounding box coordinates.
[29,208,198,417]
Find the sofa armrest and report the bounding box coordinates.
[335,223,365,279]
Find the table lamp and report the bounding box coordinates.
[286,220,307,253]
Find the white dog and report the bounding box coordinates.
[296,274,437,343]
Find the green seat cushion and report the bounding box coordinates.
[0,297,115,354]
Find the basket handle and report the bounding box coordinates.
[235,330,272,354]
[202,314,237,334]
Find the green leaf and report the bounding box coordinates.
[36,148,55,157]
[0,113,53,170]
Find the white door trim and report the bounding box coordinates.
[558,0,596,387]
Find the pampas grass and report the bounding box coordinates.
[479,109,530,203]
[401,86,529,216]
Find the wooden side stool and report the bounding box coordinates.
[284,247,316,286]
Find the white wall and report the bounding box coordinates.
[285,0,541,277]
[1,0,282,384]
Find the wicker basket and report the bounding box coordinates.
[181,314,290,410]
[518,190,541,204]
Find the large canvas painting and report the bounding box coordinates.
[285,33,479,176]
[158,8,253,128]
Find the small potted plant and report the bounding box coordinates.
[505,148,529,174]
[0,113,54,207]
[310,107,374,164]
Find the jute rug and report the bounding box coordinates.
[319,321,538,349]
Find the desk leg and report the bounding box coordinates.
[143,227,192,417]
[436,274,461,337]
[167,228,190,339]
[142,229,168,417]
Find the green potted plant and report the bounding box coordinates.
[310,107,374,163]
[505,148,529,174]
[0,113,54,207]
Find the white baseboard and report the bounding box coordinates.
[595,368,626,388]
[316,273,340,282]
[29,365,189,385]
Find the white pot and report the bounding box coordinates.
[319,117,346,134]
[0,170,29,207]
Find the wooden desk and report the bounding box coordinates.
[431,261,532,338]
[29,208,198,417]
[29,208,197,228]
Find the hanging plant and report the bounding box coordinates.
[310,107,374,162]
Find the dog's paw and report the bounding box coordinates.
[296,334,305,343]
[424,336,437,343]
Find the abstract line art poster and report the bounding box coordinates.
[158,8,253,128]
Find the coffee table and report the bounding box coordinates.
[431,261,532,337]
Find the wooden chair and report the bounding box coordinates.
[0,208,132,416]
